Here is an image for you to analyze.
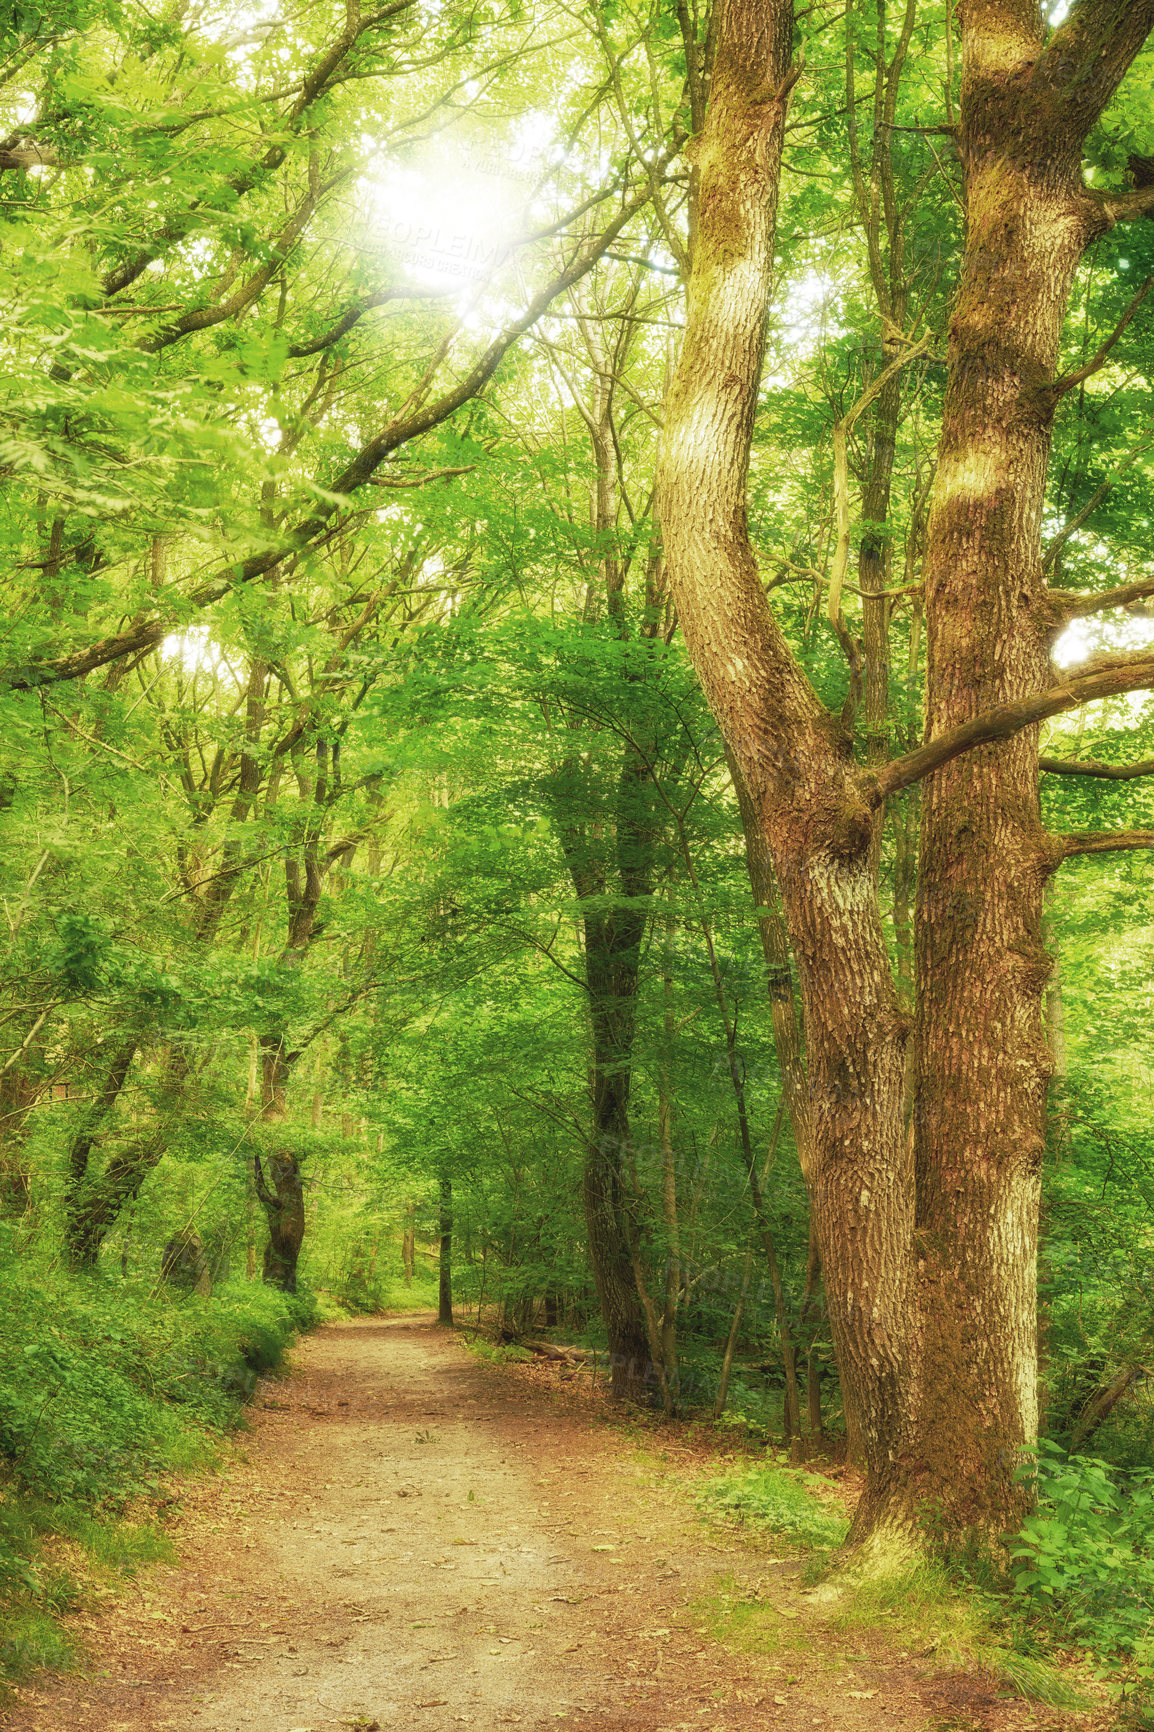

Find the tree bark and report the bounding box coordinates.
[254,1037,305,1293]
[659,0,914,1548]
[906,0,1154,1546]
[403,1199,415,1288]
[63,1039,138,1269]
[582,925,657,1400]
[557,746,660,1402]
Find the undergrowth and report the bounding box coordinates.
[1008,1441,1154,1720]
[463,1335,535,1366]
[693,1458,1088,1710]
[325,1265,441,1316]
[695,1461,850,1552]
[0,1260,316,1690]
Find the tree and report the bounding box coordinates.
[659,0,1154,1554]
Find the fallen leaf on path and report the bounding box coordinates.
[845,1690,877,1699]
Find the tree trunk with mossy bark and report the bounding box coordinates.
[554,725,664,1403]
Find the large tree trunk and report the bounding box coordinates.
[659,0,915,1543]
[901,0,1154,1545]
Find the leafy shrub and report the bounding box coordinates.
[1010,1441,1154,1680]
[696,1464,849,1551]
[0,1271,311,1506]
[0,1263,316,1690]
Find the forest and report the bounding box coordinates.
[2,0,1154,1722]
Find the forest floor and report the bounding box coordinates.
[1,1315,1110,1732]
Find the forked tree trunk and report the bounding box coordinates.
[660,0,913,1547]
[63,1039,138,1269]
[659,0,1154,1553]
[62,1044,190,1268]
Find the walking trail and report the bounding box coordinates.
[5,1316,1100,1732]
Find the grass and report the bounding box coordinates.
[690,1459,1089,1712]
[826,1559,1087,1709]
[694,1461,851,1553]
[688,1555,1087,1710]
[462,1335,535,1365]
[692,1575,814,1660]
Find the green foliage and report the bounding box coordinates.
[695,1464,849,1552]
[0,1264,311,1507]
[0,0,1151,1700]
[1010,1442,1154,1681]
[0,1255,314,1689]
[466,1336,535,1365]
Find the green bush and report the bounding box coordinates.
[695,1463,850,1551]
[0,1271,311,1506]
[1010,1440,1154,1669]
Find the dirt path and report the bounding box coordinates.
[4,1317,1094,1732]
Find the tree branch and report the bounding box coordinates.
[1048,572,1154,622]
[1049,829,1154,860]
[252,1150,280,1213]
[1042,431,1154,573]
[1048,275,1153,396]
[1087,184,1154,233]
[1040,755,1154,781]
[1039,0,1154,140]
[286,284,453,357]
[3,178,661,692]
[872,651,1154,801]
